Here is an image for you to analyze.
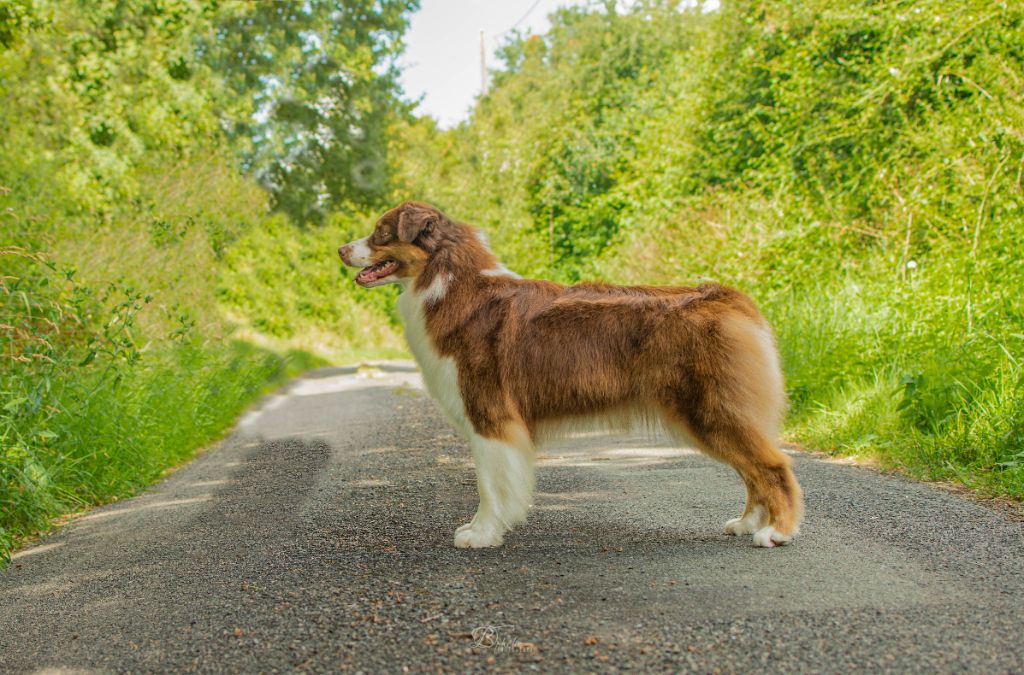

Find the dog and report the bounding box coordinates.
[338,201,803,549]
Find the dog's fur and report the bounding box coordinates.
[339,201,803,548]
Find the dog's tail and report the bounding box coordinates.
[719,310,788,444]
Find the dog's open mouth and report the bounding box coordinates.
[355,259,399,286]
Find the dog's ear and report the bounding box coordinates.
[397,206,437,243]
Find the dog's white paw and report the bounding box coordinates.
[752,525,794,548]
[454,525,504,548]
[725,506,765,535]
[725,516,758,535]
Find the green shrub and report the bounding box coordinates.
[0,0,415,562]
[217,213,406,363]
[0,245,323,563]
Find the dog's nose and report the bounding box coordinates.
[338,245,351,263]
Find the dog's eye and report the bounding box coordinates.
[377,232,391,243]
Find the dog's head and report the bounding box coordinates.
[338,201,448,288]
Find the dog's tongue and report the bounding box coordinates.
[357,259,398,285]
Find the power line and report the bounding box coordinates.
[499,0,545,38]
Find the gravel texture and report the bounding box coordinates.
[2,363,1023,673]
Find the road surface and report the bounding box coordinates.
[2,364,1023,673]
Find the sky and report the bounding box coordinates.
[398,0,584,128]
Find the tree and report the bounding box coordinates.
[205,0,419,225]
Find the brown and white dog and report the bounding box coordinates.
[339,201,803,549]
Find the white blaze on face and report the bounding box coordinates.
[344,236,375,266]
[341,234,402,287]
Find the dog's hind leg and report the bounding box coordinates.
[712,428,802,546]
[454,424,535,548]
[668,313,803,546]
[664,413,802,547]
[723,429,802,546]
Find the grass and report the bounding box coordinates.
[0,181,403,564]
[0,203,404,564]
[0,337,326,563]
[767,266,1024,501]
[0,1,409,565]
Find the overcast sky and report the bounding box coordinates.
[398,0,583,128]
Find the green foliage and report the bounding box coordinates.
[205,0,419,224]
[0,0,414,561]
[218,212,405,362]
[395,0,1024,499]
[0,0,34,49]
[0,244,321,564]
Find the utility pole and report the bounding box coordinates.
[479,30,488,95]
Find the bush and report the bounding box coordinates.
[0,246,322,563]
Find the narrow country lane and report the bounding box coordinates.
[2,364,1023,673]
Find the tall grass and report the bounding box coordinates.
[611,197,1024,499]
[0,244,325,563]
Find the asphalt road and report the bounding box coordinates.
[2,364,1023,673]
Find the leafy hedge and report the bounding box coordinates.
[394,0,1024,498]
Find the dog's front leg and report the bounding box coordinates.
[454,431,535,548]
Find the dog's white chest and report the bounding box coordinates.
[397,286,470,435]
